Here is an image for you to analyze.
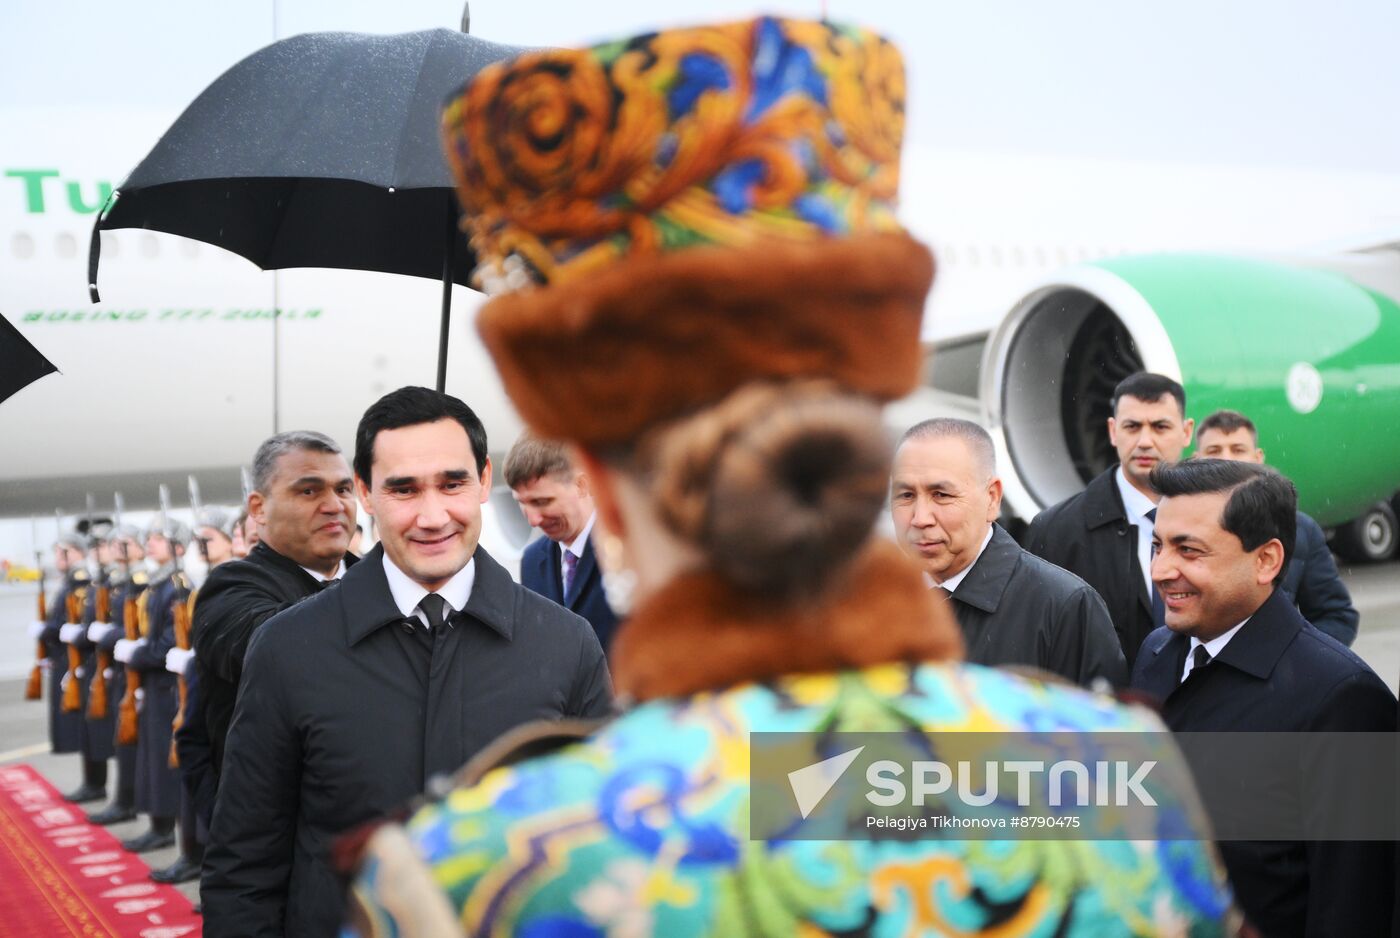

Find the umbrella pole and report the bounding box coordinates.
[436,201,455,393]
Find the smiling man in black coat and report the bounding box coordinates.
[1131,459,1395,938]
[202,388,612,938]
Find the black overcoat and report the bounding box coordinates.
[131,571,184,818]
[1131,588,1397,938]
[201,544,613,938]
[78,572,115,761]
[191,541,350,776]
[948,525,1126,687]
[1280,510,1359,646]
[1023,466,1156,670]
[42,569,88,754]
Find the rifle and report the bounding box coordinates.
[117,491,159,748]
[24,516,46,701]
[169,476,201,767]
[88,493,122,720]
[61,501,96,714]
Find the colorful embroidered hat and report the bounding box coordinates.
[441,16,934,446]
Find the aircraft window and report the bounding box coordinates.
[1033,246,1048,267]
[941,244,958,266]
[965,245,981,268]
[104,233,120,258]
[180,241,200,259]
[55,233,78,259]
[1077,246,1091,261]
[1056,247,1071,266]
[988,245,1003,268]
[11,233,35,260]
[1010,245,1025,267]
[140,234,160,259]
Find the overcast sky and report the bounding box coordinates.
[4,0,1397,175]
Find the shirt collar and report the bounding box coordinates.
[381,551,475,620]
[1115,465,1158,521]
[932,526,994,593]
[300,559,346,583]
[561,512,597,559]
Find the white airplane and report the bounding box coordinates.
[5,3,1400,567]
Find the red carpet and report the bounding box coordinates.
[0,764,201,937]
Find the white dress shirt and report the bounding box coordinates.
[300,559,346,583]
[560,512,597,565]
[1181,618,1249,682]
[382,552,475,629]
[1116,466,1158,596]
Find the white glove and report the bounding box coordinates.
[113,637,145,663]
[60,624,85,644]
[27,620,46,640]
[165,647,195,675]
[88,622,117,644]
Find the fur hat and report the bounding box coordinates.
[441,16,933,446]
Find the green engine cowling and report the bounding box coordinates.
[983,252,1400,528]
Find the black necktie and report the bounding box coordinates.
[1192,644,1212,672]
[1146,508,1165,627]
[418,593,449,652]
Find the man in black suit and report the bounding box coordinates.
[1025,372,1194,670]
[505,433,619,653]
[1195,408,1359,645]
[202,388,612,938]
[890,418,1124,687]
[191,429,360,782]
[1131,458,1396,938]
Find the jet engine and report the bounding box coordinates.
[982,251,1400,560]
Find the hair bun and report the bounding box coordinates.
[650,382,891,600]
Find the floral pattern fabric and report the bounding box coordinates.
[440,17,907,290]
[349,662,1233,937]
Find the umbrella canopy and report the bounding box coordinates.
[0,313,58,406]
[88,28,528,389]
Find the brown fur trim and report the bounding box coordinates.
[610,539,964,701]
[477,232,934,448]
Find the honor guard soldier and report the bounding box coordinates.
[34,529,91,782]
[113,516,190,853]
[88,523,149,825]
[62,522,116,803]
[153,503,231,885]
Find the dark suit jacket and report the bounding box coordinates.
[950,525,1126,687]
[1024,466,1155,670]
[1131,589,1397,938]
[1280,510,1359,646]
[202,545,613,938]
[191,542,355,777]
[521,531,619,653]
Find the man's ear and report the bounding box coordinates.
[574,448,623,540]
[354,476,375,517]
[985,478,1004,523]
[1182,416,1196,447]
[248,490,267,526]
[478,457,493,503]
[575,468,591,499]
[1107,416,1119,447]
[1256,537,1286,585]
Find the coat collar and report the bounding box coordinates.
[1142,587,1301,692]
[947,524,1020,613]
[1082,466,1130,531]
[248,540,359,586]
[610,539,964,701]
[339,544,515,646]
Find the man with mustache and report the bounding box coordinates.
[892,418,1124,686]
[1025,371,1194,669]
[202,387,611,938]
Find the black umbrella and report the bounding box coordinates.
[87,28,526,391]
[0,312,58,406]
